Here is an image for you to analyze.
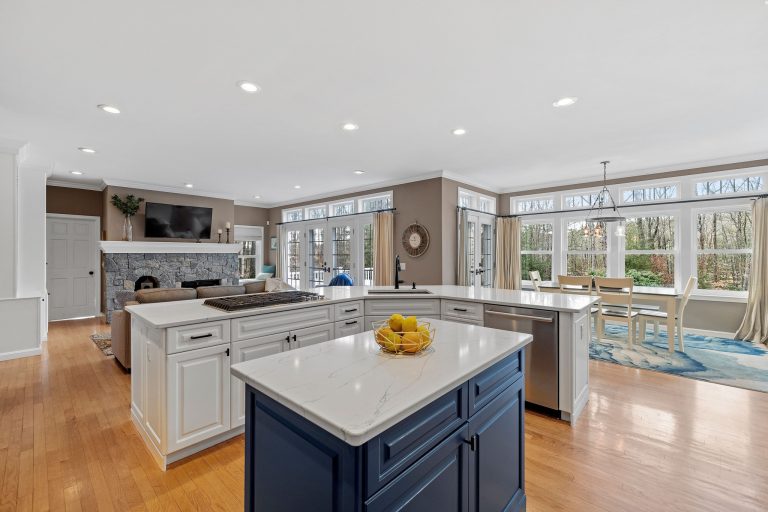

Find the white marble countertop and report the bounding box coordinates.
[126,285,597,328]
[230,319,532,446]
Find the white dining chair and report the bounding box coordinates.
[529,271,542,292]
[637,277,697,352]
[559,275,599,334]
[595,277,637,347]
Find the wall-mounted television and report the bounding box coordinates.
[144,202,213,239]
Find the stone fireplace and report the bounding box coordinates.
[101,241,241,322]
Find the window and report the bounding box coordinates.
[695,176,764,197]
[283,208,303,222]
[515,197,554,213]
[305,205,327,219]
[307,227,325,288]
[363,223,374,285]
[565,220,607,277]
[235,226,264,280]
[286,229,302,289]
[458,191,473,208]
[695,209,752,291]
[359,193,392,212]
[478,196,496,214]
[564,192,601,209]
[458,188,497,214]
[521,222,553,281]
[331,225,353,277]
[330,200,354,217]
[623,215,676,287]
[622,184,678,203]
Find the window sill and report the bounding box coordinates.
[689,292,747,304]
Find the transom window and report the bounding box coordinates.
[282,191,392,222]
[695,175,764,197]
[563,192,601,209]
[305,205,328,219]
[359,194,392,212]
[458,188,497,214]
[515,197,554,213]
[283,208,303,222]
[622,184,679,204]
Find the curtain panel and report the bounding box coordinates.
[457,209,469,286]
[373,211,394,286]
[736,197,768,344]
[494,217,522,290]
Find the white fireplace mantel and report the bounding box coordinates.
[98,241,242,254]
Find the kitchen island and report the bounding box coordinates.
[126,285,595,469]
[231,319,532,512]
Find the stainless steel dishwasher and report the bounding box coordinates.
[484,305,559,411]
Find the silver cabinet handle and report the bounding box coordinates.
[485,310,554,323]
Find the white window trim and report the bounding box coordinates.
[357,190,394,212]
[458,187,497,214]
[282,207,303,222]
[520,218,555,283]
[562,187,605,210]
[692,171,766,198]
[282,191,393,223]
[514,195,555,214]
[304,203,329,220]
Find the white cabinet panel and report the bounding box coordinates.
[230,333,288,427]
[334,318,364,338]
[294,323,335,348]
[364,299,440,317]
[232,305,333,341]
[167,345,231,452]
[441,299,484,323]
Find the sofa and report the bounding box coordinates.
[111,281,267,369]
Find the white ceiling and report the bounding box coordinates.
[1,0,767,205]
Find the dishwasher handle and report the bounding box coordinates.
[485,310,554,323]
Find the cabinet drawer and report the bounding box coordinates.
[335,318,364,338]
[334,300,363,321]
[232,305,333,341]
[468,353,521,417]
[441,316,484,327]
[167,320,230,354]
[364,299,440,317]
[441,299,483,322]
[365,384,467,497]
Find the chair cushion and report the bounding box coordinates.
[601,308,638,318]
[135,288,197,304]
[637,309,674,319]
[244,281,266,294]
[196,285,247,299]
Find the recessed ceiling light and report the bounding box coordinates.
[293,185,301,189]
[253,195,261,199]
[553,97,578,108]
[342,123,359,131]
[97,104,120,114]
[184,183,194,188]
[78,147,96,153]
[237,81,261,93]
[353,170,365,175]
[452,128,467,136]
[70,170,84,175]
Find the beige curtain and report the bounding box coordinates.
[736,197,768,344]
[457,209,469,286]
[373,211,394,286]
[274,224,285,280]
[494,217,522,290]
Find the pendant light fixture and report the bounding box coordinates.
[583,161,626,238]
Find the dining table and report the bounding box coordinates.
[538,281,681,352]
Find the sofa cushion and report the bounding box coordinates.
[136,287,197,304]
[262,264,276,275]
[196,285,247,299]
[265,278,296,292]
[245,281,266,294]
[255,272,272,281]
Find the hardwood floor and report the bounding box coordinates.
[1,318,766,511]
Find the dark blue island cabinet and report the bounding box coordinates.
[244,351,525,512]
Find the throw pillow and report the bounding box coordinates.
[265,278,296,292]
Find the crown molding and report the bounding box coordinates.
[0,138,27,156]
[499,152,768,195]
[234,200,271,208]
[440,171,502,194]
[101,178,236,201]
[47,179,106,191]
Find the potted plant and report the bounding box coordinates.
[110,194,144,241]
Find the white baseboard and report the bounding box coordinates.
[0,347,42,362]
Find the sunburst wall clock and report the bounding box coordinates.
[401,223,430,257]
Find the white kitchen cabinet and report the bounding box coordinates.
[334,300,363,321]
[230,333,288,427]
[571,312,590,415]
[334,318,364,338]
[232,304,333,341]
[440,299,484,325]
[294,323,335,348]
[364,298,440,318]
[167,344,231,452]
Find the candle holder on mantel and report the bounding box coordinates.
[217,231,222,243]
[226,227,231,244]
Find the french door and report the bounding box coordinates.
[283,215,373,289]
[466,213,495,287]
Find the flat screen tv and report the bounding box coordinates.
[144,202,213,239]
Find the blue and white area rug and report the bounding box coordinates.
[590,324,768,393]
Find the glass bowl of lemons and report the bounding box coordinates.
[373,314,435,354]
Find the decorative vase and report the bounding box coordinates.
[123,216,133,242]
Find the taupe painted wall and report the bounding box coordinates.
[46,185,104,221]
[103,186,235,242]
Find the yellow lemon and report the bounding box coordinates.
[376,326,393,343]
[385,331,402,352]
[402,316,418,333]
[401,332,422,353]
[416,325,431,343]
[389,314,404,332]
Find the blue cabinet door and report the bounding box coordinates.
[364,427,469,512]
[467,376,525,512]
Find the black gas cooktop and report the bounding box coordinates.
[203,291,325,312]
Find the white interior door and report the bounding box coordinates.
[467,213,496,287]
[328,220,356,283]
[46,215,99,320]
[306,223,327,288]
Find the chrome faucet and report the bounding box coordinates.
[394,254,401,289]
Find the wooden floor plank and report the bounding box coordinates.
[0,317,765,511]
